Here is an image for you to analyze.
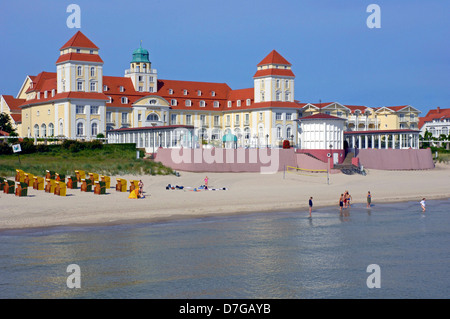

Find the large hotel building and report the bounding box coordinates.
[1,31,422,151]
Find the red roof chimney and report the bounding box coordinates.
[436,107,440,113]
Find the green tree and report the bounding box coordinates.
[0,112,16,134]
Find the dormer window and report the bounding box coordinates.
[199,100,205,107]
[211,91,216,97]
[183,89,188,95]
[90,50,94,54]
[213,101,219,108]
[197,90,202,96]
[51,89,55,97]
[44,91,48,98]
[108,96,112,103]
[246,99,251,106]
[121,97,128,104]
[185,100,192,107]
[171,99,177,106]
[104,85,108,91]
[119,86,124,92]
[37,92,40,99]
[76,49,81,53]
[237,100,241,107]
[169,89,173,95]
[227,101,232,108]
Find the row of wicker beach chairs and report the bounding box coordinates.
[1,169,140,197]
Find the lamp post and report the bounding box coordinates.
[328,143,333,185]
[266,134,269,148]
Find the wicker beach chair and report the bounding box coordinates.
[15,169,25,183]
[15,182,28,197]
[45,170,56,180]
[75,170,86,182]
[100,175,111,189]
[24,173,35,186]
[94,181,106,195]
[116,178,127,192]
[45,179,57,193]
[54,181,67,196]
[33,176,45,190]
[55,173,65,183]
[67,176,78,189]
[129,180,139,192]
[80,178,92,192]
[4,180,15,194]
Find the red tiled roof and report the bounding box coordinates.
[108,125,194,132]
[10,113,22,123]
[26,71,56,93]
[257,50,291,66]
[20,92,109,108]
[344,104,372,114]
[240,101,303,110]
[1,95,26,111]
[60,31,99,50]
[56,53,103,64]
[253,68,295,78]
[418,107,450,129]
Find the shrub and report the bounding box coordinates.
[282,140,291,149]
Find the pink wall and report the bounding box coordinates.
[356,148,434,170]
[295,149,345,164]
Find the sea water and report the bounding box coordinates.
[0,199,448,299]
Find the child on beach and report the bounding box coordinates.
[339,194,344,212]
[420,198,426,212]
[367,191,372,208]
[309,197,313,217]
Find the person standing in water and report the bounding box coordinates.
[420,198,426,212]
[367,191,372,208]
[309,197,313,217]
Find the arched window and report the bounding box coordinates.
[48,123,54,137]
[91,122,98,136]
[59,119,64,136]
[171,99,177,106]
[286,127,292,139]
[77,122,84,136]
[90,67,95,77]
[147,113,159,122]
[185,100,191,107]
[277,126,282,139]
[199,100,205,107]
[77,66,82,76]
[41,123,47,137]
[34,124,39,137]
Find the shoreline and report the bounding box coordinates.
[1,163,449,232]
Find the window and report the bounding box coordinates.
[90,105,99,114]
[122,113,128,123]
[76,49,81,53]
[149,87,154,93]
[285,92,290,101]
[185,100,192,107]
[199,100,205,107]
[104,85,108,91]
[90,50,94,54]
[226,115,231,126]
[171,99,177,106]
[77,122,84,136]
[41,124,47,137]
[236,100,241,107]
[51,89,55,97]
[276,113,282,120]
[138,76,143,82]
[108,96,112,103]
[171,114,177,125]
[200,114,206,124]
[90,82,96,92]
[286,127,292,139]
[277,127,282,139]
[77,81,83,91]
[410,114,415,120]
[44,91,48,98]
[245,113,249,124]
[90,67,95,77]
[149,99,157,105]
[76,105,85,114]
[246,99,251,106]
[198,90,202,96]
[214,116,220,126]
[213,101,219,108]
[235,114,240,124]
[47,108,51,115]
[48,123,54,137]
[34,124,39,137]
[121,97,128,104]
[37,92,40,99]
[186,114,192,125]
[138,87,143,92]
[136,66,140,72]
[286,113,292,121]
[228,101,232,108]
[337,111,343,117]
[106,112,112,122]
[119,86,124,92]
[259,112,263,121]
[244,127,250,139]
[169,89,173,95]
[276,79,280,87]
[285,80,289,87]
[183,89,188,95]
[77,66,82,76]
[147,113,159,121]
[261,92,265,102]
[211,91,216,97]
[276,92,281,101]
[91,122,98,136]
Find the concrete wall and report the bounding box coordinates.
[356,148,434,170]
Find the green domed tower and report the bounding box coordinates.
[125,41,157,93]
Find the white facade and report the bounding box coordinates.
[298,117,345,149]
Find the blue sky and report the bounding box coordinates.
[0,0,448,114]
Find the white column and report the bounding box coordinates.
[364,135,368,149]
[378,135,381,149]
[371,135,374,149]
[385,135,388,149]
[392,134,396,149]
[358,135,362,149]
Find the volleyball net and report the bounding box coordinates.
[284,165,329,179]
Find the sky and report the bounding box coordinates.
[0,0,449,114]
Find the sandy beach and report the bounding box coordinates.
[1,163,449,231]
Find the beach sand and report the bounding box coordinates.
[1,163,449,230]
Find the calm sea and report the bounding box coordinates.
[0,199,449,299]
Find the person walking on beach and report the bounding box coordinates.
[309,197,313,217]
[367,191,372,208]
[420,198,426,212]
[339,194,344,212]
[138,180,144,198]
[204,176,208,188]
[346,192,352,208]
